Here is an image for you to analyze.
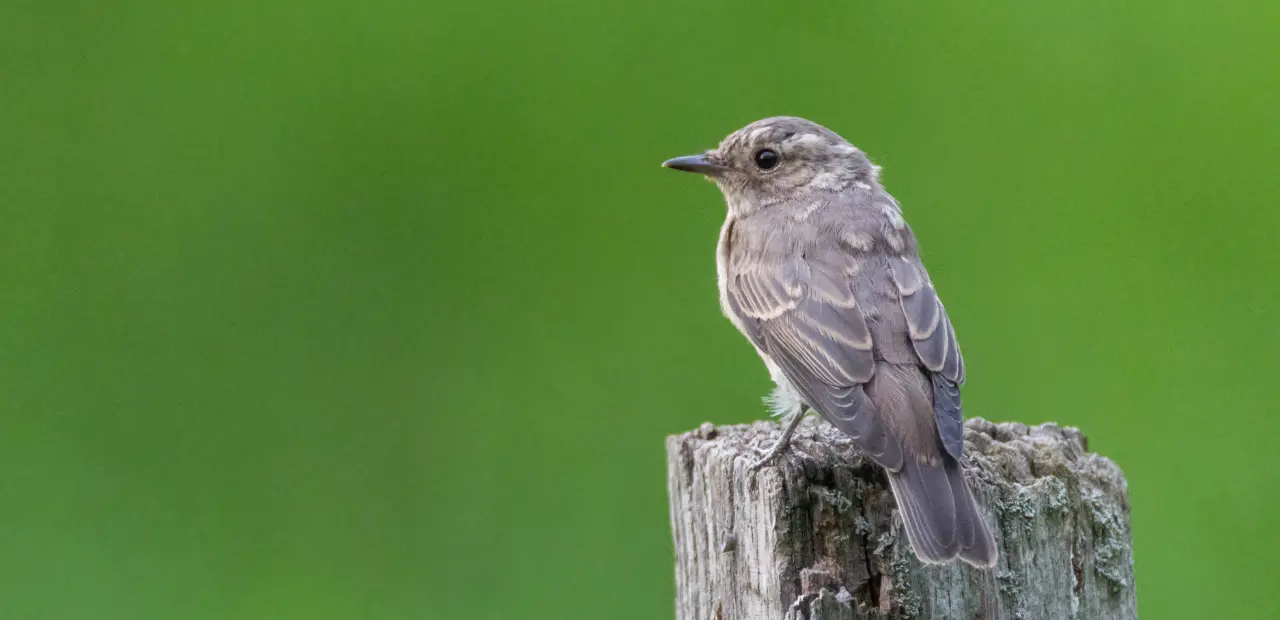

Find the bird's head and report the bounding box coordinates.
[663,116,878,215]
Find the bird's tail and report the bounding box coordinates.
[886,452,998,568]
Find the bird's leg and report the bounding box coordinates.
[749,405,809,471]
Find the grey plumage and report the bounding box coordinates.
[663,116,998,568]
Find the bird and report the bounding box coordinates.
[662,116,998,568]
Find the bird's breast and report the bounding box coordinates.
[715,215,746,333]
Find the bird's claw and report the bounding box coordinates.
[749,406,806,471]
[748,443,789,471]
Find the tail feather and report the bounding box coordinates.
[888,454,998,567]
[948,457,977,550]
[949,456,998,568]
[887,456,958,563]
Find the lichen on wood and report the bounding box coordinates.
[666,417,1137,619]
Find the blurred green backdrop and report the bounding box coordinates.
[3,1,1278,618]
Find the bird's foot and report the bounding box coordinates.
[748,405,808,471]
[748,440,791,471]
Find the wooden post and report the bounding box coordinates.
[666,417,1137,619]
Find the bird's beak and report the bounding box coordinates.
[662,153,729,175]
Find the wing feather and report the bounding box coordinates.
[889,259,965,385]
[726,254,903,470]
[888,257,968,458]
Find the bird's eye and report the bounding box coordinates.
[753,149,779,170]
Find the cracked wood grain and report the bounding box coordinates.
[666,417,1137,619]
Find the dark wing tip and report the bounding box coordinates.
[932,375,965,460]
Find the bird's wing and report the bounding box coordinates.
[725,249,903,471]
[887,257,967,459]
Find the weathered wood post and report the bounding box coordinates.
[666,417,1137,619]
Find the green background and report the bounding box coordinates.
[3,1,1277,618]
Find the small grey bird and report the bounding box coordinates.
[663,117,997,568]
